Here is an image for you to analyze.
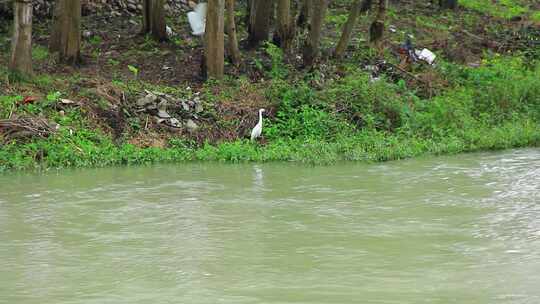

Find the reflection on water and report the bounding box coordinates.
[0,149,539,304]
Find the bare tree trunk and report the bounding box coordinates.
[10,0,33,77]
[142,0,167,41]
[360,0,373,11]
[49,0,81,64]
[205,0,225,79]
[248,0,273,48]
[302,0,328,67]
[369,0,386,44]
[296,0,312,29]
[334,0,362,58]
[439,0,457,9]
[225,0,241,66]
[274,0,294,51]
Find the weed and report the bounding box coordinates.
[32,45,49,61]
[88,35,102,46]
[264,42,288,79]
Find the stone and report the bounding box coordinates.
[169,118,182,127]
[186,119,198,131]
[137,94,158,107]
[181,101,190,111]
[195,103,203,113]
[24,0,194,16]
[156,100,171,118]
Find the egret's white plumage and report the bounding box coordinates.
[250,109,265,141]
[187,3,207,36]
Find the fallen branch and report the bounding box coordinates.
[0,116,58,143]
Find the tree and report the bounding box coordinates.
[439,0,458,10]
[360,0,373,11]
[205,0,225,79]
[334,0,363,58]
[10,0,33,77]
[303,0,328,67]
[369,0,386,44]
[142,0,167,41]
[49,0,81,64]
[225,0,241,66]
[248,0,273,48]
[297,0,312,29]
[274,0,294,51]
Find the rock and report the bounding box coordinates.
[186,119,198,131]
[137,93,158,107]
[137,90,202,131]
[157,100,171,118]
[181,101,190,111]
[195,103,203,113]
[169,118,182,128]
[2,0,199,17]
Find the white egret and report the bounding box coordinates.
[250,109,266,141]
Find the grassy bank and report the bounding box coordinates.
[1,0,540,172]
[1,55,539,171]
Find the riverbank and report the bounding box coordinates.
[2,55,539,171]
[1,1,539,171]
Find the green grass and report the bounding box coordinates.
[1,56,539,172]
[532,11,540,23]
[32,45,49,61]
[1,118,538,171]
[415,15,451,33]
[459,0,529,19]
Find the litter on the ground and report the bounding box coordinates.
[187,3,207,36]
[415,48,436,65]
[166,26,174,37]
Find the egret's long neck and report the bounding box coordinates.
[258,111,263,125]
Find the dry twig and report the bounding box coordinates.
[0,116,58,143]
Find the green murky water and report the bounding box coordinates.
[1,149,539,304]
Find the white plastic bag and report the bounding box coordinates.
[187,3,207,36]
[415,48,436,65]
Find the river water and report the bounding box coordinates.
[0,149,539,304]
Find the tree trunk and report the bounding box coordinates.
[142,0,167,41]
[360,0,373,12]
[248,0,273,48]
[49,0,81,64]
[369,0,386,44]
[297,0,312,29]
[205,0,225,79]
[302,0,328,67]
[334,0,362,58]
[225,0,241,66]
[10,0,33,77]
[439,0,457,9]
[274,0,294,51]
